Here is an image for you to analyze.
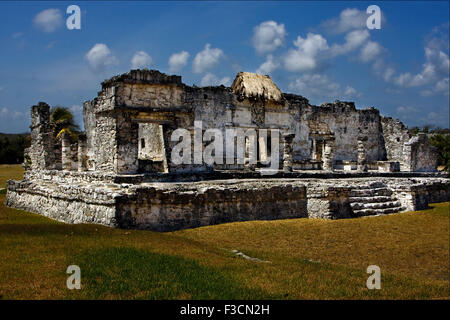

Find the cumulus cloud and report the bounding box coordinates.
[168,51,190,73]
[288,74,361,102]
[200,73,231,87]
[131,51,152,69]
[344,86,358,97]
[256,54,279,74]
[421,110,449,128]
[321,8,368,34]
[283,29,372,72]
[396,105,419,115]
[252,21,287,54]
[288,74,338,100]
[193,44,224,74]
[284,33,329,72]
[33,8,63,33]
[420,78,449,96]
[85,44,119,72]
[330,29,370,57]
[383,67,395,82]
[360,41,383,62]
[393,45,449,87]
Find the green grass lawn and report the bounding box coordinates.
[0,164,449,299]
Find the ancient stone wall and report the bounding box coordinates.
[28,102,56,170]
[402,133,438,172]
[381,117,411,163]
[93,113,116,172]
[116,180,307,231]
[63,69,440,174]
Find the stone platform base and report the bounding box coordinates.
[6,172,450,231]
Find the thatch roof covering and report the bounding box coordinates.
[231,72,283,103]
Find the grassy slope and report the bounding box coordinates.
[0,165,448,299]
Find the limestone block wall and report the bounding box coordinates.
[287,99,387,163]
[116,181,308,231]
[6,179,120,227]
[93,114,117,172]
[310,103,386,162]
[29,102,56,170]
[306,183,352,219]
[381,117,411,164]
[402,134,438,172]
[76,69,438,174]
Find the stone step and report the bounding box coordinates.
[349,195,394,203]
[352,206,402,217]
[350,201,401,210]
[350,188,392,197]
[357,182,387,190]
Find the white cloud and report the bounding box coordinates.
[330,29,370,57]
[359,41,383,62]
[33,9,63,33]
[289,74,360,101]
[383,67,395,82]
[256,54,279,74]
[321,8,368,34]
[420,78,449,96]
[396,105,418,115]
[131,51,152,69]
[85,44,119,72]
[0,107,8,117]
[193,44,224,74]
[288,74,340,100]
[200,73,231,87]
[344,86,357,97]
[284,33,329,72]
[283,29,371,72]
[421,110,449,129]
[168,51,190,73]
[394,43,449,88]
[252,21,287,54]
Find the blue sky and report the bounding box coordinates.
[0,1,449,133]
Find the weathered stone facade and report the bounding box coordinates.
[6,69,449,231]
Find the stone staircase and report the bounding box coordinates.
[349,182,403,217]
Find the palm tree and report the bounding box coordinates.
[50,107,80,142]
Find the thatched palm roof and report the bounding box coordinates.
[231,72,283,103]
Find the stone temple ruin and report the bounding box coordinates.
[6,69,449,231]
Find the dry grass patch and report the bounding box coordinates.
[0,164,448,299]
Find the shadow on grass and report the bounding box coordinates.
[0,223,116,236]
[67,247,273,300]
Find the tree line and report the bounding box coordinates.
[0,107,79,164]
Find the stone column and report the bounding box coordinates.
[245,135,257,171]
[357,137,368,172]
[29,102,55,170]
[322,138,335,171]
[61,132,72,171]
[78,134,87,172]
[283,133,295,172]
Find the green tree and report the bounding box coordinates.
[429,133,450,171]
[50,107,79,142]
